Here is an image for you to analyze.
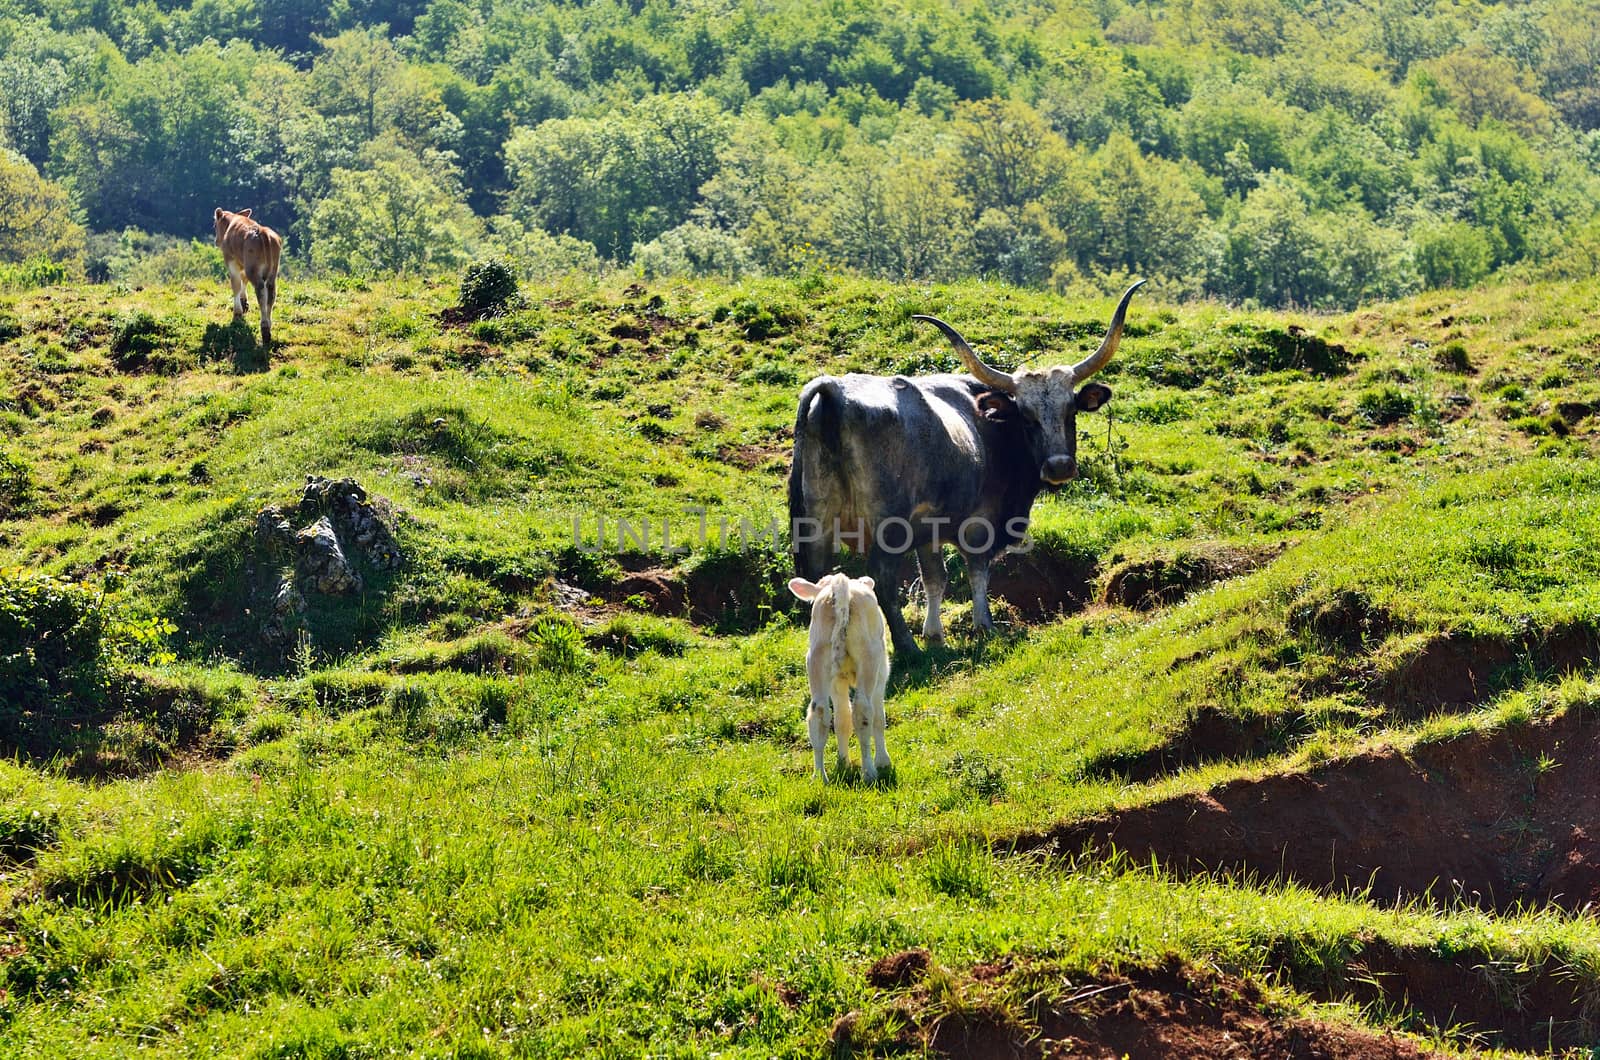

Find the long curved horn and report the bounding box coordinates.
[912,315,1016,394]
[1067,279,1145,382]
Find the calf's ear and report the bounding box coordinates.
[214,207,224,221]
[1075,382,1112,412]
[789,577,819,601]
[975,391,1017,421]
[240,208,252,218]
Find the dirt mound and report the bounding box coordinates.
[1281,939,1598,1052]
[1102,543,1283,611]
[1029,709,1600,914]
[1083,706,1298,783]
[989,546,1097,620]
[866,956,1444,1059]
[1356,624,1595,715]
[867,948,932,989]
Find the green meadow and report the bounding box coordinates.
[2,271,1599,1056]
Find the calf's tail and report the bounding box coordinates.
[829,576,851,674]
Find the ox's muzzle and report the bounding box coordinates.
[1040,456,1078,485]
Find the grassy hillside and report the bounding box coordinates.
[1,272,1599,1056]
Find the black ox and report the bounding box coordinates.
[788,281,1143,653]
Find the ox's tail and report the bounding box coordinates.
[790,378,842,580]
[829,576,852,674]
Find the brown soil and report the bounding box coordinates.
[1282,939,1599,1052]
[867,947,932,989]
[861,954,1447,1059]
[1027,709,1600,915]
[989,547,1098,621]
[1368,625,1597,715]
[714,441,787,472]
[1083,705,1297,783]
[1101,543,1284,611]
[601,568,690,616]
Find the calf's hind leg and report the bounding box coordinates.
[804,647,834,780]
[830,673,854,775]
[226,260,247,316]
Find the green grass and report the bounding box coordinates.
[0,271,1598,1055]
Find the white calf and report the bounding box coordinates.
[789,573,892,782]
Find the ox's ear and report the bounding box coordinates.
[239,208,252,218]
[214,207,224,221]
[1075,382,1112,412]
[975,390,1017,422]
[789,577,820,601]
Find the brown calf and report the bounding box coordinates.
[213,208,282,347]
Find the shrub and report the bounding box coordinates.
[0,450,33,518]
[1355,385,1413,425]
[0,569,175,754]
[110,311,176,372]
[459,259,519,319]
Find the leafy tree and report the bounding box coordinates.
[505,93,729,257]
[634,221,753,279]
[0,151,85,267]
[1217,172,1327,306]
[1413,219,1492,287]
[1179,81,1294,178]
[951,98,1071,218]
[1072,134,1211,281]
[309,153,478,274]
[1426,47,1551,134]
[310,26,407,140]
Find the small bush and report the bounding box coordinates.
[0,450,34,518]
[531,615,588,673]
[110,311,177,372]
[459,259,519,319]
[0,569,175,756]
[0,256,71,290]
[1433,341,1473,373]
[1355,385,1413,425]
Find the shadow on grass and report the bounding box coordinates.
[887,626,1027,695]
[199,319,269,373]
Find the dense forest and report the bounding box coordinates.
[3,0,1600,307]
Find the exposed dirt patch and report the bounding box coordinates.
[1288,587,1392,649]
[714,441,786,472]
[1027,708,1600,915]
[593,554,788,632]
[1280,939,1598,1053]
[1367,624,1597,715]
[1083,706,1301,783]
[599,568,690,616]
[1371,632,1516,712]
[1101,543,1284,611]
[989,546,1098,621]
[867,948,932,989]
[864,955,1445,1059]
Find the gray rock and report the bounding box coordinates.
[296,516,362,594]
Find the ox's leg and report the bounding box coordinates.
[967,554,996,634]
[830,673,854,776]
[915,542,947,646]
[869,547,917,654]
[805,649,832,780]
